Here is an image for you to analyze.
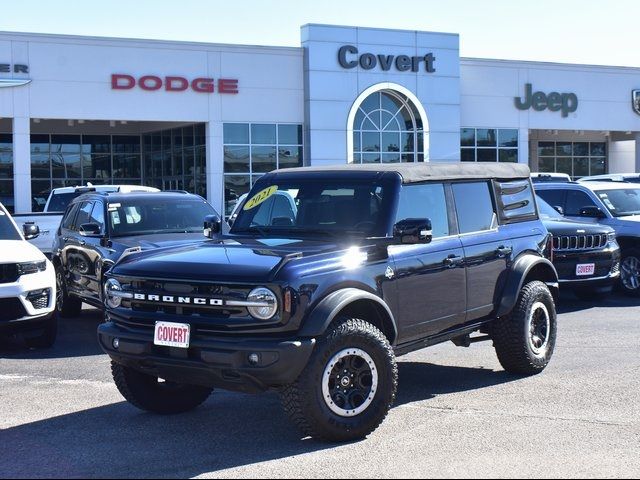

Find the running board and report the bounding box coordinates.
[394,321,490,357]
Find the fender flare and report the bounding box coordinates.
[497,255,559,318]
[298,288,398,343]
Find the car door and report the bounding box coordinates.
[451,181,510,321]
[64,200,95,298]
[389,182,467,343]
[75,201,108,304]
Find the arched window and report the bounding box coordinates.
[350,88,426,164]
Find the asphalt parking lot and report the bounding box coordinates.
[1,293,639,479]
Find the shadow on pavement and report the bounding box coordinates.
[556,291,640,315]
[0,307,104,359]
[0,360,522,478]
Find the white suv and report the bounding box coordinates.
[0,203,57,347]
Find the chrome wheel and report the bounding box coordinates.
[621,256,640,291]
[528,302,551,357]
[322,348,378,418]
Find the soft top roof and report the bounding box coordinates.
[276,162,531,184]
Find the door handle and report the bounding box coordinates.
[496,246,513,258]
[444,255,464,268]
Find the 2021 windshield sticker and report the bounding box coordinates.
[244,186,278,211]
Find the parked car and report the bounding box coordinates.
[15,184,159,257]
[99,162,559,442]
[579,173,640,184]
[535,181,640,296]
[0,203,57,348]
[536,196,620,299]
[531,172,572,183]
[52,191,220,318]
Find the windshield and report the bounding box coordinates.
[231,176,395,238]
[0,210,21,241]
[48,192,83,212]
[108,199,216,237]
[536,196,564,220]
[595,188,640,217]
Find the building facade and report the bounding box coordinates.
[1,24,639,215]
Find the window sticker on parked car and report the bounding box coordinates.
[244,186,278,211]
[110,211,121,225]
[598,193,616,211]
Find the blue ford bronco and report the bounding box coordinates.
[99,163,559,442]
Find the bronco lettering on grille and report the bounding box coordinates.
[133,293,224,306]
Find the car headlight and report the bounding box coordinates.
[104,278,132,309]
[246,287,278,320]
[17,261,47,276]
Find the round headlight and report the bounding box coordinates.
[104,279,124,309]
[247,287,278,320]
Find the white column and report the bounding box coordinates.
[206,121,224,215]
[12,117,31,213]
[518,128,530,166]
[635,133,640,173]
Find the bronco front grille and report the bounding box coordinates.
[553,234,608,251]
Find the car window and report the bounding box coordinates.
[90,202,105,232]
[0,210,21,241]
[452,182,497,234]
[395,183,449,238]
[62,203,80,230]
[48,192,83,212]
[75,201,94,230]
[536,189,566,211]
[565,190,596,216]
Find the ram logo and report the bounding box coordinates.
[633,90,640,116]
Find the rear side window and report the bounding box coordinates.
[395,183,449,238]
[565,190,597,216]
[90,202,105,233]
[62,203,80,230]
[536,189,566,211]
[452,182,497,234]
[494,180,537,223]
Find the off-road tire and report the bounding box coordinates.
[55,265,82,318]
[619,248,640,297]
[111,361,213,414]
[24,312,58,349]
[281,318,397,442]
[491,281,557,375]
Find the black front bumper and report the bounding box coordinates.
[554,247,620,291]
[97,322,316,394]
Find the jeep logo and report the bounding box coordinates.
[515,84,578,117]
[134,293,223,306]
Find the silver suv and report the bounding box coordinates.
[535,181,640,295]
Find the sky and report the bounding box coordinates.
[0,0,639,67]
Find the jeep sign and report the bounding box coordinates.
[515,84,578,117]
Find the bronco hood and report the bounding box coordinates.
[111,237,338,283]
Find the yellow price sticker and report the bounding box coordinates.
[244,185,278,211]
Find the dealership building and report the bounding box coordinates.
[1,24,640,215]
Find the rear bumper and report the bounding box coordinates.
[97,322,316,394]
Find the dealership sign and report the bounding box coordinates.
[111,74,239,94]
[515,84,578,117]
[0,63,31,88]
[338,45,436,73]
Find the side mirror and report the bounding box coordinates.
[23,222,40,240]
[204,214,222,239]
[79,223,102,236]
[553,205,565,216]
[579,206,606,219]
[393,218,432,245]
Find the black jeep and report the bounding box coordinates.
[98,163,559,442]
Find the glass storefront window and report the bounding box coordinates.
[537,141,608,178]
[223,123,304,217]
[460,128,519,163]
